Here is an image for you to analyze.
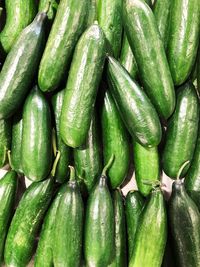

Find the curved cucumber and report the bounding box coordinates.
[0,118,11,167]
[39,0,58,20]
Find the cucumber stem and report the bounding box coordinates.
[69,166,76,181]
[101,154,115,177]
[52,128,57,157]
[51,150,60,177]
[7,150,11,167]
[44,0,52,14]
[176,160,190,180]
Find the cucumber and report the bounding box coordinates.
[74,111,102,194]
[169,180,200,267]
[107,56,162,147]
[0,171,17,264]
[133,140,160,196]
[0,118,11,167]
[86,0,97,27]
[60,24,106,148]
[38,0,87,92]
[39,0,58,20]
[22,86,52,182]
[53,166,84,267]
[125,191,144,260]
[166,0,200,86]
[129,188,167,267]
[0,0,36,53]
[0,12,46,120]
[197,47,200,93]
[101,90,130,189]
[162,82,199,179]
[123,0,175,119]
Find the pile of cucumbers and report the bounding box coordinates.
[0,0,200,266]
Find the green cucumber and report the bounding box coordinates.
[60,24,106,148]
[107,56,162,147]
[167,0,200,86]
[38,0,87,92]
[53,166,84,267]
[123,0,175,119]
[133,140,160,196]
[0,12,46,120]
[0,118,11,167]
[0,171,17,264]
[162,82,199,179]
[86,0,97,27]
[22,86,52,182]
[39,0,58,20]
[129,188,167,267]
[101,90,130,189]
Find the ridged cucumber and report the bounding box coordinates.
[0,118,11,167]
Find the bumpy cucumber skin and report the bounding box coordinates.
[133,140,160,196]
[0,12,46,119]
[84,175,114,267]
[39,0,58,20]
[107,56,162,147]
[101,90,130,189]
[4,177,54,267]
[86,0,97,27]
[22,87,52,182]
[38,0,87,92]
[167,0,200,86]
[129,189,167,267]
[0,118,11,167]
[162,82,199,179]
[169,180,200,267]
[0,171,17,264]
[51,90,70,183]
[123,0,175,119]
[60,24,106,148]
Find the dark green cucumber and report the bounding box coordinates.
[167,0,200,86]
[0,0,36,53]
[38,0,87,92]
[86,0,97,27]
[123,0,175,119]
[60,24,106,148]
[133,140,160,196]
[0,118,11,167]
[51,89,70,183]
[125,191,144,261]
[169,180,200,267]
[101,90,130,189]
[162,82,199,179]
[107,56,162,147]
[74,111,102,194]
[0,12,46,119]
[39,0,58,20]
[0,171,17,264]
[53,167,84,267]
[129,188,167,267]
[22,86,52,182]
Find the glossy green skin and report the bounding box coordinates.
[4,177,54,267]
[0,119,11,167]
[125,191,144,261]
[162,82,199,179]
[60,24,106,148]
[0,12,46,119]
[167,0,200,86]
[74,112,102,194]
[0,0,36,53]
[169,181,200,267]
[39,0,58,20]
[38,0,87,92]
[101,90,129,189]
[53,179,84,267]
[86,0,97,27]
[129,189,167,267]
[133,140,160,196]
[107,56,162,147]
[123,0,175,119]
[51,90,70,183]
[34,183,67,267]
[0,171,17,264]
[22,87,52,182]
[84,175,114,267]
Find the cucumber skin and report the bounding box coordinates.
[101,90,130,189]
[167,0,200,86]
[4,177,54,267]
[123,0,175,119]
[162,82,199,179]
[38,0,87,92]
[0,0,36,53]
[0,171,17,264]
[107,56,162,147]
[22,87,52,182]
[0,119,11,167]
[0,12,46,120]
[86,0,97,27]
[60,24,106,148]
[133,140,160,196]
